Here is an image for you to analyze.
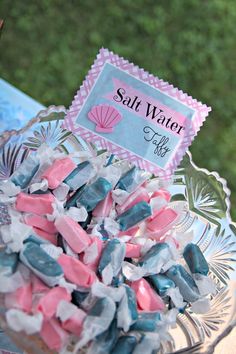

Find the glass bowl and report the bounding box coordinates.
[0,106,235,354]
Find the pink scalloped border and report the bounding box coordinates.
[63,48,211,178]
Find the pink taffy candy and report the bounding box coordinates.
[116,187,150,214]
[82,236,103,271]
[55,215,91,253]
[42,157,76,189]
[24,214,57,234]
[131,278,165,312]
[125,243,141,258]
[31,274,50,294]
[33,227,57,246]
[5,283,32,313]
[151,189,171,202]
[37,287,71,320]
[40,318,69,351]
[92,192,113,217]
[58,253,97,288]
[147,208,178,232]
[61,307,86,336]
[118,226,139,238]
[15,192,55,215]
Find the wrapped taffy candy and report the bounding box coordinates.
[0,145,216,354]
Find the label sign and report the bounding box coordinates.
[64,48,211,178]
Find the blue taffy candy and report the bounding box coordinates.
[75,177,112,212]
[98,239,126,284]
[117,284,138,331]
[148,274,175,297]
[116,201,151,231]
[0,248,18,275]
[11,155,39,189]
[24,234,49,246]
[130,312,161,332]
[19,241,63,287]
[64,161,94,191]
[166,265,200,302]
[183,243,209,276]
[91,319,120,354]
[65,185,86,208]
[72,289,89,307]
[139,242,170,271]
[116,166,137,191]
[112,335,137,354]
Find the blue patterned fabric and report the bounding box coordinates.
[0,78,44,133]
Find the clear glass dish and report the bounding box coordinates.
[0,106,235,354]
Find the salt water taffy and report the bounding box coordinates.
[5,283,32,313]
[71,289,89,307]
[37,286,71,319]
[117,284,138,331]
[32,227,57,245]
[147,207,178,232]
[24,214,57,234]
[183,243,209,276]
[74,297,116,351]
[148,274,175,297]
[0,248,18,275]
[112,335,138,354]
[11,155,39,189]
[138,242,173,275]
[82,236,103,271]
[20,241,64,287]
[130,312,161,332]
[92,192,113,217]
[98,239,126,285]
[131,278,165,312]
[42,157,76,189]
[40,318,69,351]
[87,319,120,354]
[116,201,152,231]
[58,253,97,288]
[75,177,112,212]
[125,243,141,258]
[64,160,95,191]
[166,265,200,302]
[116,187,150,214]
[15,192,55,215]
[55,215,91,253]
[6,309,43,335]
[117,166,148,193]
[57,300,86,336]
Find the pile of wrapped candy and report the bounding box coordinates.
[0,144,216,354]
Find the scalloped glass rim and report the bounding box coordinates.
[0,105,235,354]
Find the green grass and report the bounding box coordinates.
[1,0,236,218]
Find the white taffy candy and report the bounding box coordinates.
[40,244,63,260]
[122,261,146,281]
[98,165,122,188]
[58,277,77,293]
[111,189,130,205]
[6,309,43,335]
[193,273,217,296]
[29,179,48,193]
[0,271,26,293]
[166,287,186,309]
[56,300,78,322]
[0,180,21,199]
[53,183,70,201]
[73,296,116,352]
[191,297,211,314]
[133,333,161,354]
[66,206,88,222]
[103,217,120,237]
[83,241,99,265]
[0,212,32,252]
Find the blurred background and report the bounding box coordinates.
[0,0,236,217]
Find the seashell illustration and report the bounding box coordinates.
[88,104,122,133]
